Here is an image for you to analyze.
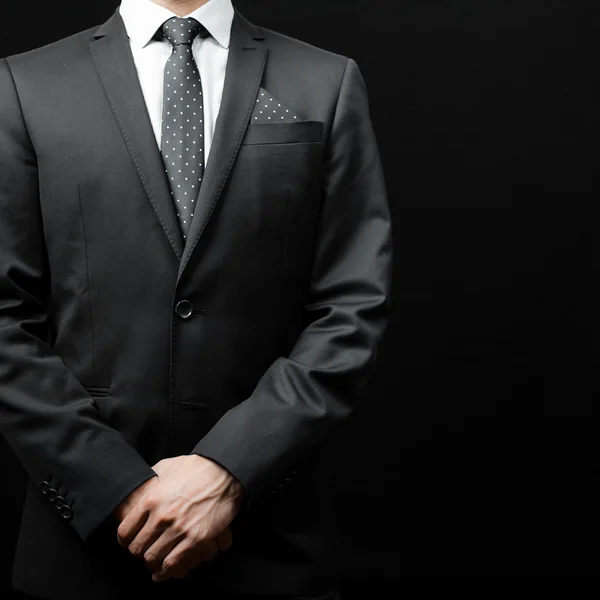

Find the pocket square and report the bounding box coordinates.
[251,87,301,123]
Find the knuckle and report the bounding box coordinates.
[177,520,194,539]
[144,496,158,511]
[171,518,185,535]
[154,516,167,528]
[155,511,174,528]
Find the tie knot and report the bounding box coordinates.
[161,17,209,47]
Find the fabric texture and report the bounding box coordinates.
[119,0,233,158]
[251,87,301,123]
[1,4,392,599]
[160,16,210,238]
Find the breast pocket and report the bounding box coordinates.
[219,121,324,290]
[241,121,324,146]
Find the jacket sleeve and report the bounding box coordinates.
[0,57,157,542]
[191,57,393,508]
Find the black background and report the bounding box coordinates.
[1,0,599,596]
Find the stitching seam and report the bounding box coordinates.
[77,183,97,386]
[178,48,267,276]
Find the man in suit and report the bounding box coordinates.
[0,0,392,598]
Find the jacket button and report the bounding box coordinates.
[59,505,73,520]
[40,481,50,494]
[175,299,194,319]
[54,495,66,508]
[46,487,58,501]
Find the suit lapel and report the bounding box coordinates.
[87,7,268,270]
[89,8,185,260]
[177,9,268,283]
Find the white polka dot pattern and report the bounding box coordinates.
[251,87,301,123]
[159,16,210,239]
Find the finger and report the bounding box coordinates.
[215,526,233,552]
[153,560,189,582]
[167,539,205,574]
[117,503,150,548]
[143,527,185,571]
[153,539,196,581]
[127,518,167,561]
[152,568,171,583]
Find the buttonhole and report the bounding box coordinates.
[180,401,206,409]
[85,386,110,397]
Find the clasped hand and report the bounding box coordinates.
[113,454,244,582]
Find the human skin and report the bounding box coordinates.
[113,454,243,582]
[151,0,211,18]
[111,0,245,584]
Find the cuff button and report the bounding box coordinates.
[46,488,58,501]
[54,495,66,508]
[59,505,73,520]
[40,481,50,494]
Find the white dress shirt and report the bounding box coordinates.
[118,0,234,167]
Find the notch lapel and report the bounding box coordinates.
[176,9,269,283]
[89,8,185,260]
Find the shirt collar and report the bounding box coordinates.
[119,0,234,49]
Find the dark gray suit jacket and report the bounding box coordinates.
[0,5,392,599]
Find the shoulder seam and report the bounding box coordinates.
[324,56,351,147]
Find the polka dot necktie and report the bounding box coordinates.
[160,17,210,240]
